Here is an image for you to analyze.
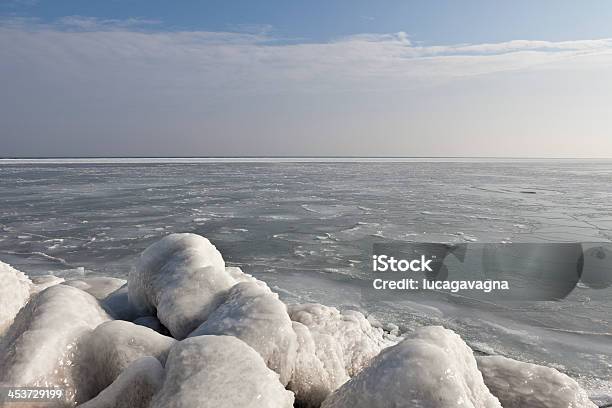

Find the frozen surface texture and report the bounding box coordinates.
[477,355,597,408]
[78,357,164,408]
[288,321,349,407]
[151,335,295,408]
[77,320,175,402]
[0,261,31,336]
[189,281,297,386]
[101,284,141,321]
[30,274,65,293]
[321,326,502,408]
[0,285,110,405]
[128,233,235,339]
[288,303,394,376]
[63,277,127,300]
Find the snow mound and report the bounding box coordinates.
[288,321,348,407]
[63,277,127,300]
[77,320,175,402]
[78,357,164,408]
[0,261,31,336]
[189,281,297,386]
[321,326,502,408]
[477,355,597,408]
[0,285,110,405]
[128,233,235,339]
[288,303,394,376]
[151,335,295,408]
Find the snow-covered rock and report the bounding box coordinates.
[78,357,164,408]
[288,303,394,376]
[77,320,175,402]
[63,276,126,300]
[189,281,297,386]
[477,355,597,408]
[128,233,235,339]
[0,285,111,405]
[0,261,31,336]
[101,284,142,321]
[288,321,348,407]
[321,326,502,408]
[151,335,295,408]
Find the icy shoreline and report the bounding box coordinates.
[0,233,603,407]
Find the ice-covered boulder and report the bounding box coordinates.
[321,326,502,408]
[63,276,127,300]
[477,355,597,408]
[78,357,164,408]
[77,320,175,402]
[288,303,394,376]
[189,281,297,386]
[0,285,111,405]
[128,233,235,339]
[151,335,295,408]
[133,316,171,335]
[0,261,31,336]
[288,321,348,407]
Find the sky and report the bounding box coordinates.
[1,0,612,157]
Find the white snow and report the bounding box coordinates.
[288,303,395,376]
[477,355,597,408]
[78,357,164,408]
[189,281,297,386]
[77,320,175,403]
[288,321,348,407]
[128,233,235,339]
[0,285,110,405]
[150,335,295,408]
[0,261,31,336]
[321,326,502,408]
[63,276,127,299]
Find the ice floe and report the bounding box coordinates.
[128,233,235,339]
[150,335,295,408]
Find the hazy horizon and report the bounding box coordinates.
[2,0,612,158]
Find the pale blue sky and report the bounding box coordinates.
[2,1,612,157]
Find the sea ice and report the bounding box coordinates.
[77,320,175,402]
[288,303,394,376]
[189,281,297,386]
[321,326,502,408]
[78,357,164,408]
[0,261,31,336]
[63,277,127,300]
[150,335,295,408]
[288,321,348,407]
[477,355,597,408]
[0,285,110,405]
[128,233,235,339]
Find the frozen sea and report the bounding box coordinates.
[0,158,611,403]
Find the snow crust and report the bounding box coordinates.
[77,320,175,402]
[128,233,235,339]
[150,335,295,408]
[0,261,31,336]
[78,357,164,408]
[288,303,394,377]
[0,285,111,405]
[63,277,127,300]
[321,326,502,408]
[189,281,297,386]
[477,355,597,408]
